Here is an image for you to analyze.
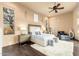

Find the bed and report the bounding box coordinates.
[31,32,59,46]
[28,24,59,46]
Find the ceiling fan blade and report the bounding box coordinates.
[57,7,64,9]
[55,10,58,13]
[49,10,54,13]
[49,7,53,9]
[56,3,60,7]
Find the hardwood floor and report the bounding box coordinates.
[2,40,79,56]
[2,42,46,56]
[73,40,79,56]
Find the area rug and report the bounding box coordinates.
[31,40,73,56]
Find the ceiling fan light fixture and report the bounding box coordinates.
[49,3,64,13]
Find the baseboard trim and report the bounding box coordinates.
[2,43,19,48]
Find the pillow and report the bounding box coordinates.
[35,32,38,35]
[35,31,41,35]
[38,32,41,35]
[31,32,36,35]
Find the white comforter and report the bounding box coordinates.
[31,33,58,46]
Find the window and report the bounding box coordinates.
[34,13,38,22]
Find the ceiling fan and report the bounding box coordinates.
[49,3,64,13]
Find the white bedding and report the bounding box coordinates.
[31,33,59,46]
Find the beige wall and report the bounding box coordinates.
[49,12,73,35]
[73,3,79,40]
[0,4,3,54]
[0,3,46,47]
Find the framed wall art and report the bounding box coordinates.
[3,7,15,35]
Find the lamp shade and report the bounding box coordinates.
[19,25,27,34]
[20,27,27,30]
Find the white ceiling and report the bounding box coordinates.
[20,2,77,17]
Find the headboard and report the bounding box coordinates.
[28,24,41,34]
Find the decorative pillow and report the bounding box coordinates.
[35,32,38,35]
[31,32,36,35]
[35,31,41,35]
[38,32,41,35]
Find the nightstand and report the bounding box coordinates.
[18,34,31,46]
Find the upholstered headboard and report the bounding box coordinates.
[28,24,41,35]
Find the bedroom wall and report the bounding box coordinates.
[49,12,73,35]
[73,3,79,40]
[0,3,46,47]
[0,4,3,55]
